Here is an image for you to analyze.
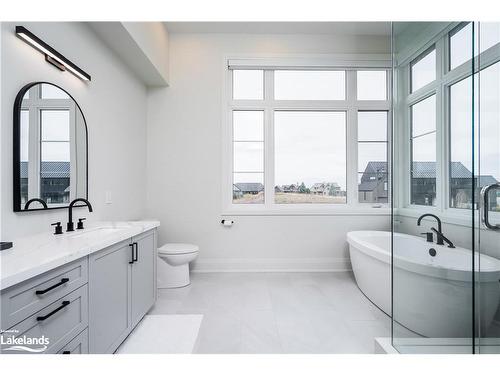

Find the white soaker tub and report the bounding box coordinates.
[347,230,500,338]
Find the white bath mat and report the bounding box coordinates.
[117,314,203,354]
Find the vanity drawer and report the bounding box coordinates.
[58,328,88,354]
[1,258,88,330]
[0,285,88,354]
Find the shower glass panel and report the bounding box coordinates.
[391,22,476,353]
[476,22,500,354]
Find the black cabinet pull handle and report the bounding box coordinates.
[129,243,135,264]
[133,242,138,262]
[36,278,70,295]
[62,351,70,354]
[37,300,70,321]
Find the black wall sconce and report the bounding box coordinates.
[15,26,91,82]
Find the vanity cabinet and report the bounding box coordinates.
[1,258,87,331]
[0,226,157,355]
[0,259,89,355]
[88,229,157,354]
[58,328,89,354]
[3,285,88,354]
[88,240,132,353]
[131,231,157,327]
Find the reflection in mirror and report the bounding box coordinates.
[14,83,87,211]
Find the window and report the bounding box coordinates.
[478,62,500,213]
[274,70,345,100]
[357,71,387,100]
[40,109,71,204]
[358,111,388,203]
[20,110,29,205]
[449,76,475,209]
[450,23,473,70]
[226,62,391,212]
[449,62,500,210]
[399,22,500,214]
[410,95,436,206]
[232,70,264,100]
[410,47,436,92]
[20,110,29,162]
[480,22,500,53]
[232,111,264,204]
[275,111,346,204]
[41,83,70,99]
[450,22,500,70]
[21,84,75,208]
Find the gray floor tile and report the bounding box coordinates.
[154,271,391,354]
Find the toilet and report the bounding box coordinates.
[157,243,199,288]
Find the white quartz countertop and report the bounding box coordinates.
[0,221,160,291]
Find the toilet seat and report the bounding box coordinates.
[158,243,199,255]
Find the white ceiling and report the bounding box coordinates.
[164,22,391,36]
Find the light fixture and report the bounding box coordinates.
[15,26,91,82]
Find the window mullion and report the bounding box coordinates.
[436,35,446,213]
[264,70,274,208]
[223,68,233,211]
[346,70,358,206]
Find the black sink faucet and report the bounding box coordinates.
[417,213,455,248]
[24,198,48,210]
[67,198,93,232]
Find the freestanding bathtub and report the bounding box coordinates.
[347,231,500,338]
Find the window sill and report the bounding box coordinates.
[395,207,495,229]
[221,205,391,217]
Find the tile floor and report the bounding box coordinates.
[148,272,392,353]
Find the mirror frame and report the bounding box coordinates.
[13,82,89,212]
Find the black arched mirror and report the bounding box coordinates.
[13,82,88,212]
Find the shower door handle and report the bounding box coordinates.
[481,183,500,230]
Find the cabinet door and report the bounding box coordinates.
[88,240,132,354]
[131,230,156,327]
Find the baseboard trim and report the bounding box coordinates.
[191,257,351,273]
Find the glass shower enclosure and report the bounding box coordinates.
[391,22,500,354]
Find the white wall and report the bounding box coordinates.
[122,22,169,85]
[146,33,392,271]
[89,22,169,87]
[1,22,148,240]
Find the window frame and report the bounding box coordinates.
[409,93,438,207]
[357,110,390,205]
[21,84,77,207]
[222,56,392,216]
[395,22,500,225]
[410,45,437,93]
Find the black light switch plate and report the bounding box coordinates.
[0,242,13,251]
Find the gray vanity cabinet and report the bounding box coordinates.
[131,231,157,327]
[0,226,157,355]
[88,229,157,354]
[88,240,132,354]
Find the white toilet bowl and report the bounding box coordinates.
[157,243,199,288]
